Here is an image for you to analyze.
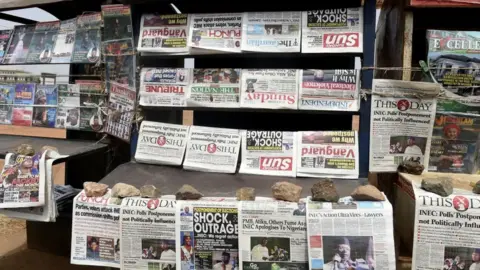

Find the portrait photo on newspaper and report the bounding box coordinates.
[443,246,480,270]
[141,239,176,261]
[85,236,120,262]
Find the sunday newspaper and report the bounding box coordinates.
[188,68,241,108]
[140,68,190,107]
[138,14,189,53]
[369,79,439,172]
[189,13,242,53]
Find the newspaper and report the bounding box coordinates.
[140,68,190,107]
[51,18,76,63]
[138,14,189,53]
[239,200,308,270]
[56,84,80,129]
[0,29,12,63]
[70,190,121,268]
[306,196,396,270]
[239,130,297,177]
[176,200,239,270]
[188,13,242,53]
[240,69,300,109]
[105,83,136,141]
[188,68,241,108]
[369,79,440,172]
[241,12,301,53]
[121,197,177,270]
[135,121,190,166]
[298,69,360,111]
[297,131,359,178]
[302,8,363,53]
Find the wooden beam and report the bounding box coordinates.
[182,110,194,126]
[351,115,360,131]
[402,11,414,81]
[0,126,66,139]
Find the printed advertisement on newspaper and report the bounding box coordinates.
[188,68,241,108]
[138,14,189,53]
[140,68,191,107]
[189,13,242,53]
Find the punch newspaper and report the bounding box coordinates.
[189,13,242,53]
[140,68,190,107]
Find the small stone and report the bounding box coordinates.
[271,181,302,202]
[83,181,109,197]
[397,161,424,175]
[140,185,160,198]
[236,187,255,201]
[311,180,339,202]
[40,145,60,158]
[112,183,140,198]
[109,197,123,205]
[351,185,385,201]
[176,184,203,200]
[473,181,480,194]
[421,177,453,197]
[15,144,35,156]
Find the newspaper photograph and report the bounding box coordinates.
[183,125,241,174]
[138,14,189,53]
[306,196,396,270]
[140,68,190,107]
[369,79,440,172]
[241,12,301,53]
[299,69,360,111]
[176,200,239,270]
[188,68,241,108]
[239,130,297,177]
[105,83,136,141]
[188,13,242,53]
[302,8,363,53]
[239,200,308,270]
[71,190,121,268]
[296,131,359,179]
[135,121,190,166]
[240,69,300,109]
[121,197,177,270]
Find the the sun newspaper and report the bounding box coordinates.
[188,68,241,108]
[188,13,242,53]
[241,12,301,53]
[71,190,121,268]
[239,199,308,270]
[296,131,359,179]
[105,82,136,141]
[140,68,191,107]
[176,200,239,270]
[369,79,440,172]
[302,8,363,53]
[240,69,300,109]
[183,126,241,174]
[121,197,177,270]
[298,69,360,111]
[138,14,189,53]
[239,130,297,177]
[134,121,190,166]
[306,196,396,270]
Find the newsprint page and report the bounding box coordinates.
[369,79,440,172]
[140,68,191,107]
[306,196,396,270]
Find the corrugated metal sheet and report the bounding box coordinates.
[0,0,67,10]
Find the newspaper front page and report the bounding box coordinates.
[240,69,300,109]
[121,197,177,270]
[176,200,239,270]
[138,14,189,53]
[239,130,297,177]
[71,190,121,268]
[369,79,440,172]
[140,68,190,107]
[299,69,360,111]
[306,196,396,270]
[296,131,359,179]
[183,126,241,174]
[188,68,241,108]
[189,13,242,53]
[302,8,363,53]
[105,82,136,141]
[135,121,190,165]
[239,200,308,270]
[241,12,301,53]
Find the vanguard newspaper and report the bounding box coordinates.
[306,196,396,270]
[135,121,190,166]
[369,79,440,172]
[239,200,308,270]
[302,8,363,53]
[189,13,242,53]
[188,68,241,108]
[138,14,189,53]
[140,68,190,107]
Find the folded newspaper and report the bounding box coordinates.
[138,14,189,54]
[188,68,241,108]
[140,68,191,107]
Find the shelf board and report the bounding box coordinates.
[141,106,360,115]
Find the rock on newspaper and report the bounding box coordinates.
[188,68,241,108]
[369,79,440,172]
[71,190,121,268]
[240,69,300,109]
[239,199,308,270]
[239,130,297,177]
[306,196,396,270]
[138,14,189,54]
[121,197,177,270]
[140,68,190,107]
[302,8,363,53]
[183,126,241,173]
[176,200,239,270]
[135,121,189,166]
[241,12,301,53]
[297,131,359,179]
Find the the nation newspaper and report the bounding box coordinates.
[188,68,241,108]
[189,13,242,53]
[138,14,189,53]
[140,68,191,107]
